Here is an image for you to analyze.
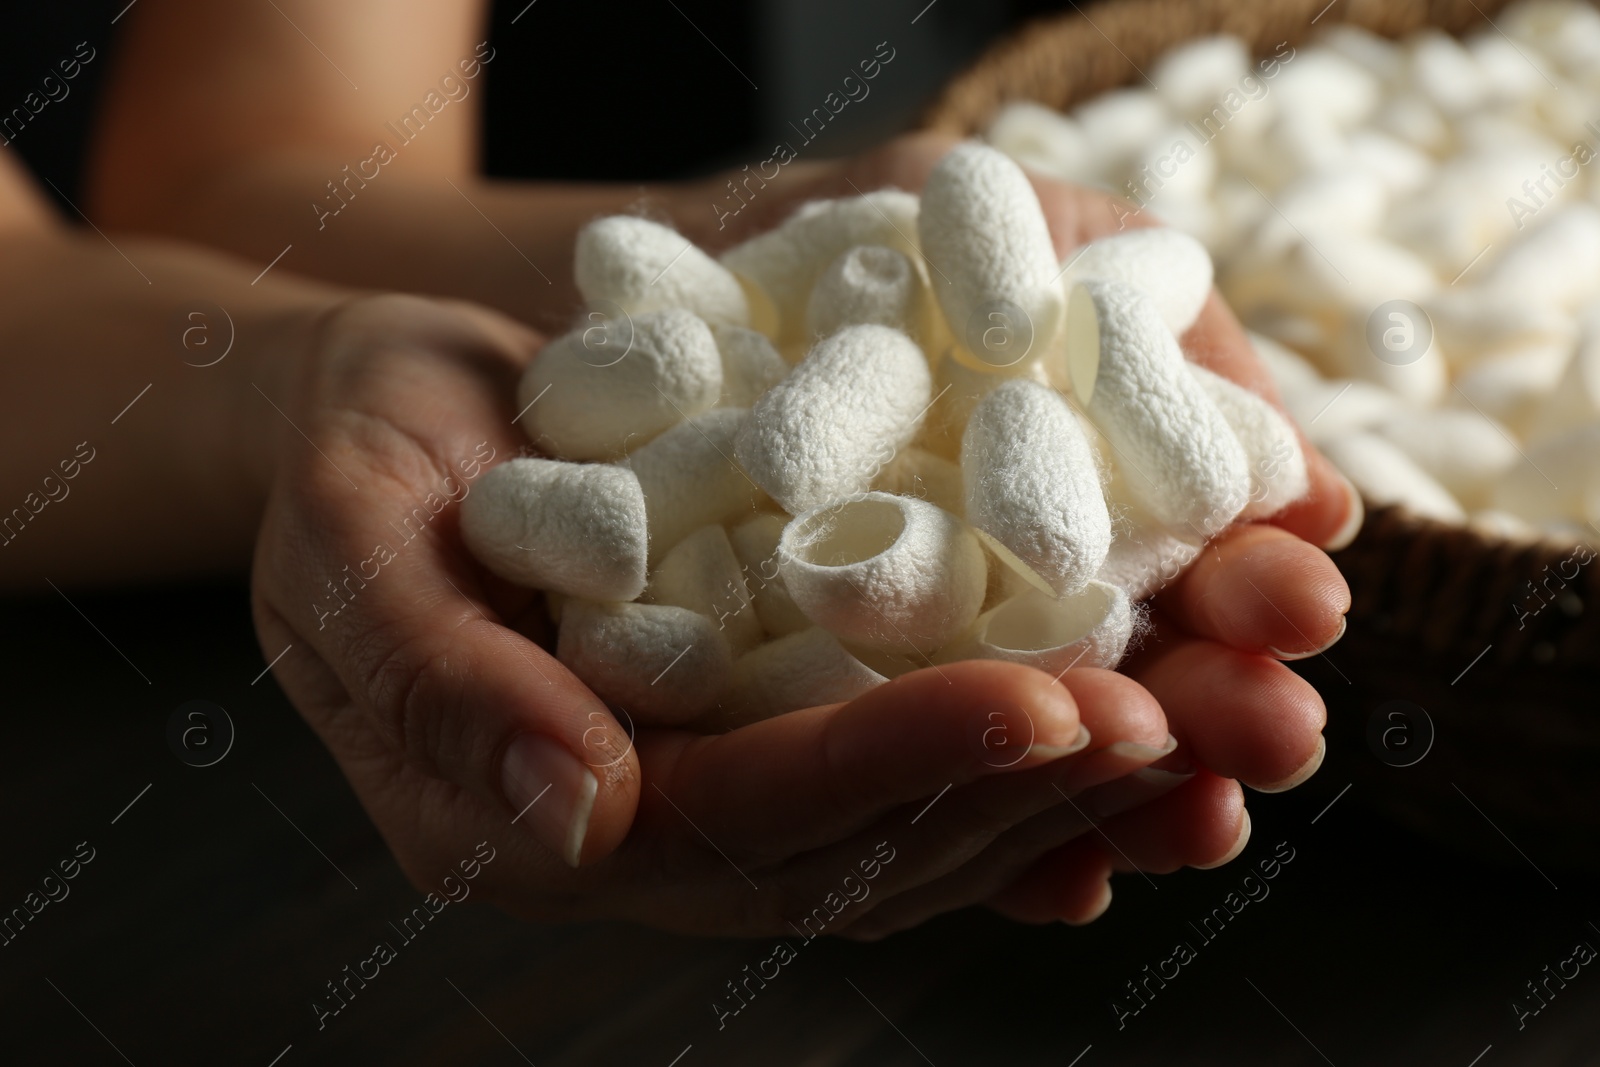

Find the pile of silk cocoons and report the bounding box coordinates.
[985,0,1600,541]
[459,142,1309,728]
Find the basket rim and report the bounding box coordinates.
[918,0,1532,136]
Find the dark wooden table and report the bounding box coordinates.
[3,579,1596,1066]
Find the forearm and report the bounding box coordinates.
[99,160,680,334]
[92,158,851,332]
[86,0,836,328]
[87,0,617,321]
[0,231,346,587]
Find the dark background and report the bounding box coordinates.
[0,0,1069,197]
[3,2,1599,1066]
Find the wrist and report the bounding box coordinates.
[229,292,355,508]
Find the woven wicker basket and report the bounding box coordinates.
[923,0,1600,871]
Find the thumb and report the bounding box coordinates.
[248,299,642,868]
[473,611,642,867]
[258,501,643,867]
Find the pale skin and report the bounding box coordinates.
[0,0,1354,935]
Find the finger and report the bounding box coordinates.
[1090,772,1249,873]
[1157,524,1349,658]
[257,297,641,870]
[640,660,1087,862]
[887,667,1177,842]
[1034,183,1154,259]
[261,498,639,873]
[1181,291,1362,549]
[1181,292,1281,400]
[670,668,1165,936]
[986,844,1114,925]
[1125,630,1327,793]
[595,668,1157,938]
[1271,448,1366,551]
[838,130,962,199]
[916,665,1178,805]
[985,772,1247,926]
[756,671,1172,937]
[840,763,1193,939]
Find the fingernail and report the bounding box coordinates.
[1028,726,1093,761]
[1034,679,1088,753]
[1132,766,1196,790]
[1103,733,1179,764]
[1269,616,1347,661]
[1086,766,1195,820]
[1250,735,1327,794]
[1322,472,1364,552]
[1062,880,1113,926]
[1193,809,1252,870]
[503,734,598,867]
